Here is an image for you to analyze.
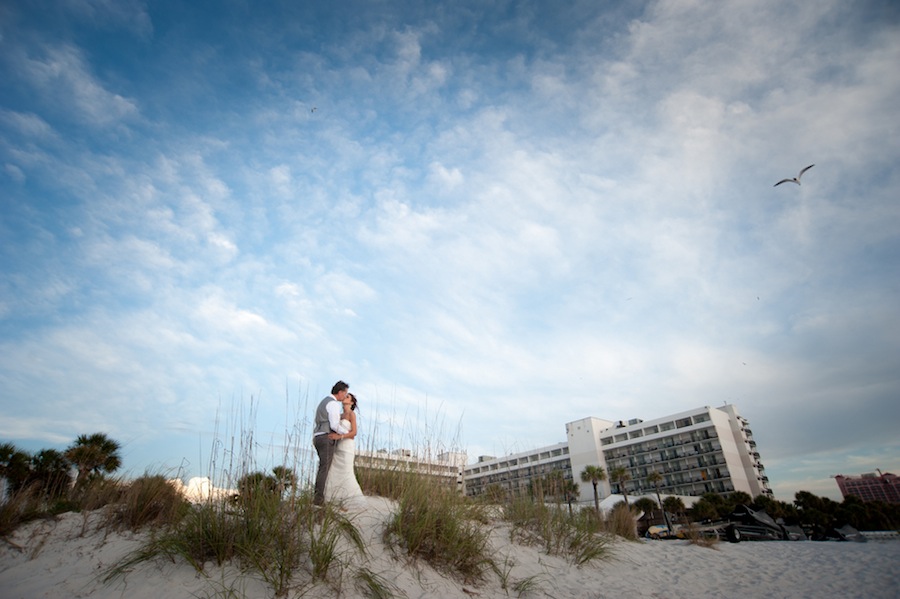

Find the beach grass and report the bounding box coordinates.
[491,550,547,595]
[605,502,640,541]
[0,484,48,537]
[680,522,721,549]
[102,486,366,596]
[103,473,191,531]
[353,567,406,599]
[503,497,612,566]
[383,473,493,583]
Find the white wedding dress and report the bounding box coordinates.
[325,419,367,510]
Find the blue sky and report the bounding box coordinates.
[1,0,898,502]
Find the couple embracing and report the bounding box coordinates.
[312,380,367,510]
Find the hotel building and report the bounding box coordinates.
[355,448,468,493]
[462,442,573,499]
[463,404,771,506]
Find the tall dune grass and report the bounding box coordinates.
[104,474,190,531]
[104,488,364,596]
[503,497,611,565]
[605,502,639,541]
[0,483,47,537]
[383,474,493,583]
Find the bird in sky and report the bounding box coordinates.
[774,164,815,187]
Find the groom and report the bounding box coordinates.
[313,380,351,506]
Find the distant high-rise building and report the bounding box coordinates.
[834,470,900,504]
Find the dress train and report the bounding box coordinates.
[325,435,367,510]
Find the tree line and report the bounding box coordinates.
[529,465,900,532]
[5,436,899,533]
[1,433,122,501]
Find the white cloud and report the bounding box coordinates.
[0,109,56,139]
[427,161,464,190]
[3,163,25,183]
[61,0,153,38]
[16,43,139,126]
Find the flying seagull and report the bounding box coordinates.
[774,164,814,187]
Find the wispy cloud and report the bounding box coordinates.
[12,43,138,126]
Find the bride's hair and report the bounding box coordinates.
[348,393,358,412]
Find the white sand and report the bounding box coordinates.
[2,497,898,599]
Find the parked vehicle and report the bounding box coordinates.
[646,524,681,539]
[805,522,868,542]
[649,504,867,544]
[722,504,807,543]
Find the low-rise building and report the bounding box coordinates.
[356,448,467,493]
[462,442,571,500]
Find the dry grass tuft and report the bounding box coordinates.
[605,503,639,541]
[681,522,720,549]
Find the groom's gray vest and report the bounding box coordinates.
[314,396,335,436]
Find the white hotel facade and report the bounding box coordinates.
[463,404,771,506]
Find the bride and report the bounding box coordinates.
[324,392,367,509]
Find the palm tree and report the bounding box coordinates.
[634,496,658,519]
[562,479,580,516]
[727,490,753,511]
[237,471,278,504]
[580,465,607,515]
[1,442,32,494]
[610,466,632,505]
[647,471,672,532]
[65,433,122,486]
[30,449,72,498]
[544,469,571,506]
[663,496,686,527]
[271,465,297,496]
